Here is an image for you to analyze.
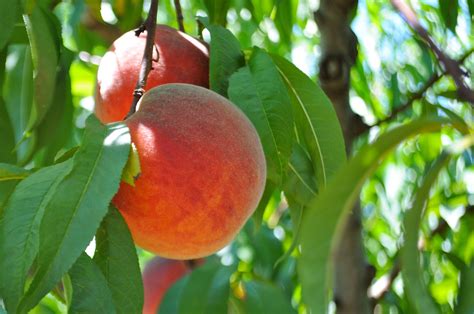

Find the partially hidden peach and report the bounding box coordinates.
[142,257,204,314]
[113,83,266,259]
[95,25,209,123]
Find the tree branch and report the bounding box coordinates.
[372,48,474,128]
[174,0,185,33]
[125,0,159,119]
[391,0,474,105]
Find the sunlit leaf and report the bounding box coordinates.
[18,117,130,312]
[272,54,346,187]
[298,117,467,313]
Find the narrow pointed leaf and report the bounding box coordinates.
[271,54,346,186]
[19,116,130,312]
[0,161,72,313]
[69,253,116,314]
[298,117,467,313]
[94,206,143,314]
[23,6,60,130]
[228,48,294,185]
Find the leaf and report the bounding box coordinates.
[401,155,450,314]
[252,181,276,230]
[273,0,293,50]
[0,0,19,49]
[202,0,230,26]
[69,253,116,314]
[468,0,474,18]
[298,117,467,313]
[271,54,346,187]
[283,143,317,205]
[0,161,72,313]
[439,0,458,32]
[197,18,245,98]
[23,5,60,131]
[94,206,143,314]
[35,48,74,166]
[0,45,16,164]
[455,261,474,314]
[111,0,143,31]
[228,48,294,186]
[159,261,235,314]
[121,143,141,187]
[241,281,295,314]
[18,116,131,312]
[0,163,30,181]
[3,45,36,165]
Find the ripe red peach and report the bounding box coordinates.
[142,257,203,314]
[95,25,209,123]
[113,83,266,259]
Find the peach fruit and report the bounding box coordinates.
[142,257,203,314]
[113,83,266,259]
[95,25,209,123]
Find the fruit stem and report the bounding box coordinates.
[125,0,160,119]
[174,0,186,33]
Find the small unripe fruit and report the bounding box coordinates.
[113,84,266,259]
[95,25,209,123]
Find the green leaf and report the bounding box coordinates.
[3,45,36,165]
[468,0,474,18]
[0,0,19,49]
[0,163,30,181]
[111,0,143,31]
[198,19,245,98]
[273,0,293,50]
[271,54,346,187]
[94,206,143,314]
[241,281,295,314]
[159,261,235,314]
[401,156,450,314]
[69,253,116,314]
[252,181,276,230]
[298,117,467,313]
[202,0,230,26]
[19,116,131,312]
[0,46,16,164]
[23,6,60,131]
[35,48,74,166]
[228,48,294,186]
[439,0,458,32]
[455,261,474,314]
[0,161,72,313]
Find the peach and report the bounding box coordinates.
[142,257,202,314]
[113,84,266,259]
[95,25,209,123]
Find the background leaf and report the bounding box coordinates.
[241,280,295,314]
[23,5,60,131]
[19,117,130,312]
[439,0,458,32]
[298,117,466,313]
[202,0,230,26]
[455,261,474,314]
[0,0,19,50]
[159,261,235,314]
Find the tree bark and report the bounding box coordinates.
[315,1,372,313]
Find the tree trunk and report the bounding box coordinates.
[315,1,372,313]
